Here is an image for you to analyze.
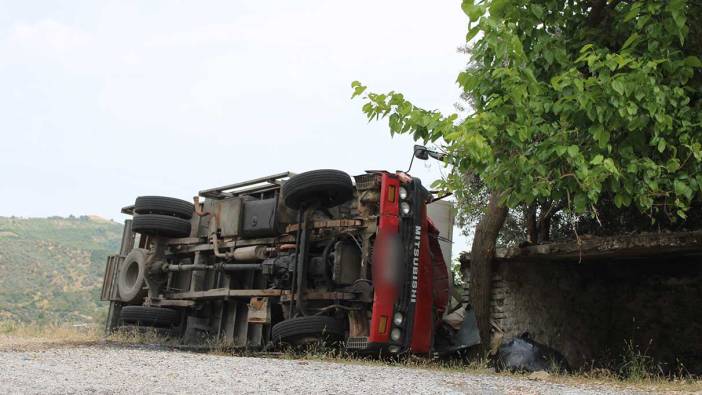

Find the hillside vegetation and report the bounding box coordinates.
[0,216,123,324]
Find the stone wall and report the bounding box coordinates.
[490,256,702,373]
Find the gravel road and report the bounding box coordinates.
[1,345,648,394]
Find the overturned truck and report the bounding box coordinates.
[101,168,466,354]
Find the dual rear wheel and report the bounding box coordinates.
[131,196,194,239]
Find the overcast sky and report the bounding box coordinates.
[0,1,470,248]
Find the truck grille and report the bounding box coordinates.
[354,174,380,190]
[345,336,369,349]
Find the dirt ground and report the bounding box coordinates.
[0,332,699,394]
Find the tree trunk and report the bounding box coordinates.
[469,191,509,351]
[538,216,551,242]
[526,203,538,243]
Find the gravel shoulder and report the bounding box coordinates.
[0,344,657,395]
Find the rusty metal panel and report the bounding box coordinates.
[100,255,123,301]
[247,297,271,324]
[208,197,242,237]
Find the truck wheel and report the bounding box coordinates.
[134,196,195,220]
[117,248,148,304]
[282,169,354,210]
[271,316,345,346]
[119,306,180,327]
[132,214,191,238]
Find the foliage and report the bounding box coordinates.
[0,216,122,324]
[619,339,658,381]
[353,0,702,234]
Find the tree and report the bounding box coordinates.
[353,0,702,347]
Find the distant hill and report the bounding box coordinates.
[0,216,123,324]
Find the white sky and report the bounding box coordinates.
[0,1,470,251]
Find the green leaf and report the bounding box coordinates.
[611,80,625,95]
[603,158,619,175]
[670,1,686,29]
[543,49,554,66]
[674,180,693,199]
[574,194,587,213]
[590,155,604,165]
[627,103,637,116]
[567,145,579,158]
[621,33,639,50]
[666,159,681,172]
[461,0,474,16]
[466,25,481,41]
[614,194,623,208]
[531,4,544,19]
[461,0,484,21]
[658,139,666,153]
[614,193,631,208]
[683,56,702,68]
[580,44,593,53]
[592,126,610,148]
[351,81,367,99]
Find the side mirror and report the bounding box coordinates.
[414,145,446,162]
[414,145,430,160]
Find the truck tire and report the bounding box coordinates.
[271,316,345,346]
[117,248,148,304]
[119,306,180,327]
[132,214,191,238]
[134,196,194,220]
[282,169,354,210]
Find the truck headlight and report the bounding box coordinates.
[399,187,408,200]
[400,202,411,215]
[393,312,404,326]
[388,345,401,353]
[390,328,402,342]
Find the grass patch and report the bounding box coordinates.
[0,320,99,340]
[257,341,702,392]
[0,320,100,350]
[105,326,180,347]
[619,339,659,381]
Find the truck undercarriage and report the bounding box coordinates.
[101,169,472,355]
